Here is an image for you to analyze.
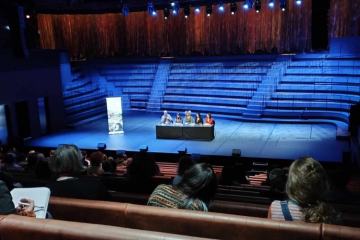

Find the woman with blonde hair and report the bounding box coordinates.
[268,156,341,224]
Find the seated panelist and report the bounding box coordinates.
[184,110,194,124]
[161,110,173,124]
[195,113,203,124]
[175,113,183,124]
[205,113,214,125]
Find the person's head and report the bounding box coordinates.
[177,156,196,176]
[207,113,212,119]
[81,150,87,159]
[109,159,118,173]
[177,113,181,118]
[103,154,107,161]
[102,161,112,173]
[176,163,217,207]
[269,168,287,196]
[28,150,35,155]
[27,153,39,168]
[163,110,168,116]
[286,156,340,224]
[127,151,157,180]
[50,150,56,157]
[16,153,26,163]
[122,154,128,160]
[49,145,85,175]
[37,153,45,162]
[90,151,104,167]
[196,113,200,118]
[3,153,16,165]
[116,151,123,159]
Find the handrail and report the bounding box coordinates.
[299,108,308,120]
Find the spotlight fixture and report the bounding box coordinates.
[206,4,212,16]
[268,0,274,7]
[243,0,254,9]
[296,0,302,5]
[279,0,286,11]
[121,4,129,17]
[219,2,224,11]
[26,14,30,19]
[184,6,190,18]
[147,3,156,16]
[172,1,180,14]
[195,6,200,12]
[230,2,236,14]
[164,7,170,19]
[255,0,261,13]
[171,2,175,6]
[4,26,10,30]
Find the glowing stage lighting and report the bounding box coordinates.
[26,15,30,19]
[195,6,200,12]
[172,1,180,14]
[219,2,224,11]
[268,0,274,7]
[255,0,261,13]
[148,3,156,16]
[164,8,170,19]
[230,2,236,14]
[171,2,175,6]
[279,0,286,11]
[243,0,253,9]
[296,0,302,5]
[206,4,212,16]
[184,6,190,18]
[4,26,10,30]
[122,4,129,17]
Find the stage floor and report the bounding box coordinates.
[25,111,348,162]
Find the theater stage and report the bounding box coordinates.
[25,111,348,162]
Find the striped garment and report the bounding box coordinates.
[147,184,208,211]
[270,200,305,222]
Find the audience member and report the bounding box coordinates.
[268,168,287,200]
[81,150,89,167]
[218,158,248,186]
[87,151,105,176]
[25,153,39,171]
[35,160,52,180]
[101,161,116,176]
[1,153,24,172]
[148,163,217,211]
[326,169,360,203]
[47,145,111,200]
[126,151,159,193]
[173,157,195,185]
[109,159,118,174]
[16,153,28,168]
[49,150,56,158]
[268,156,341,224]
[115,151,126,166]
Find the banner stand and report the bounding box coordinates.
[106,97,124,134]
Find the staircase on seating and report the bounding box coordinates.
[243,61,287,118]
[146,59,172,111]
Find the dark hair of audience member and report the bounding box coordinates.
[269,168,287,200]
[27,153,39,168]
[109,159,117,173]
[3,153,16,165]
[177,156,195,176]
[127,151,158,182]
[81,151,87,158]
[90,151,104,167]
[116,152,123,159]
[49,145,85,175]
[35,160,52,180]
[0,172,15,191]
[176,163,217,208]
[16,153,26,163]
[102,161,112,173]
[286,156,341,224]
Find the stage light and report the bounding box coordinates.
[255,0,261,13]
[178,147,187,154]
[296,0,302,5]
[147,3,156,16]
[172,1,180,14]
[4,26,10,30]
[268,0,274,7]
[139,145,148,152]
[243,0,253,9]
[26,15,30,19]
[230,2,236,14]
[171,2,175,6]
[195,6,200,12]
[206,4,212,16]
[219,2,224,11]
[279,0,286,11]
[164,7,170,19]
[184,6,190,18]
[121,4,129,17]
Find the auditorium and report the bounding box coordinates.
[0,0,359,239]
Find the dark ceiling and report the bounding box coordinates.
[30,0,241,14]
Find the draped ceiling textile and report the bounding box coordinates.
[38,0,312,59]
[329,0,360,39]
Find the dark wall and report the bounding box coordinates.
[0,50,66,143]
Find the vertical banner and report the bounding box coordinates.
[106,97,124,134]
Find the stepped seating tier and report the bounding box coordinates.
[170,69,268,74]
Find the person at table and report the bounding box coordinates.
[160,110,173,124]
[175,113,183,124]
[184,111,193,124]
[195,113,203,124]
[205,113,214,125]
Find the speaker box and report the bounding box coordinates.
[7,6,29,59]
[97,143,106,149]
[232,149,241,157]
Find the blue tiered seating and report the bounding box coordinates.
[101,61,159,110]
[161,58,274,115]
[264,59,360,127]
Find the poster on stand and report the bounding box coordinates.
[106,97,124,134]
